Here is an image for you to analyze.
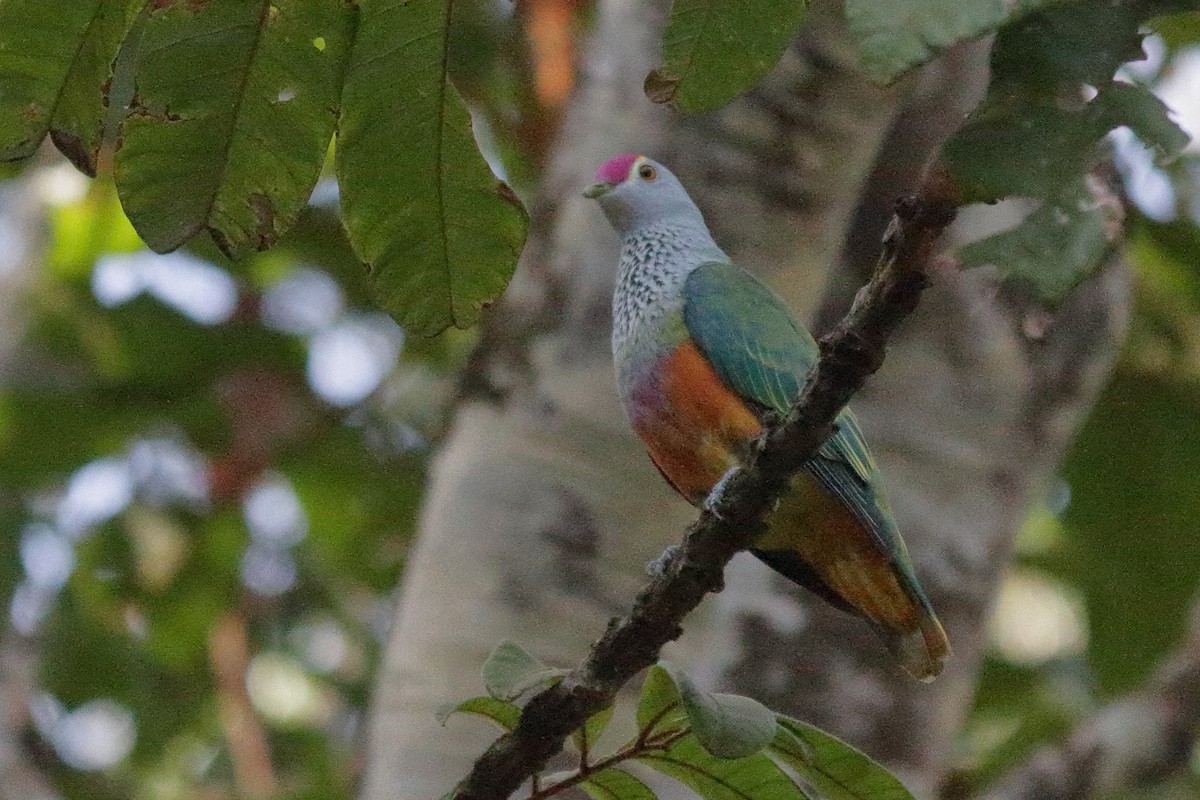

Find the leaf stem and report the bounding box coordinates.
[635,701,682,749]
[528,727,691,799]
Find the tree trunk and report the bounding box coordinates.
[360,2,1130,797]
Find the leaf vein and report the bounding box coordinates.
[434,0,455,320]
[200,0,272,235]
[638,753,761,799]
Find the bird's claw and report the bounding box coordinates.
[702,466,742,519]
[646,544,682,578]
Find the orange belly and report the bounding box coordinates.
[627,340,916,632]
[628,340,763,502]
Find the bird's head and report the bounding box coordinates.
[584,154,702,235]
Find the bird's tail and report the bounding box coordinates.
[874,606,950,683]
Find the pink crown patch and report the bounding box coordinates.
[595,154,641,184]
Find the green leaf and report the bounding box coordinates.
[0,0,136,166]
[636,735,810,800]
[114,0,352,257]
[336,0,528,335]
[1091,82,1190,161]
[845,0,1007,83]
[481,641,567,702]
[943,94,1090,203]
[572,703,616,754]
[958,181,1117,299]
[434,695,521,731]
[635,664,687,737]
[1149,8,1200,49]
[542,768,659,800]
[940,0,1193,298]
[48,0,141,175]
[662,662,775,759]
[945,0,1192,203]
[1056,376,1200,695]
[579,768,659,800]
[687,692,777,760]
[644,0,809,112]
[945,86,1187,205]
[770,717,914,800]
[988,0,1193,88]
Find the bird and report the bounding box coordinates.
[585,153,949,681]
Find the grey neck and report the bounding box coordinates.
[611,221,727,363]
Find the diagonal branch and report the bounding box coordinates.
[449,164,960,800]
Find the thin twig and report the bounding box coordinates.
[636,701,683,749]
[209,610,278,798]
[530,727,692,799]
[450,164,960,800]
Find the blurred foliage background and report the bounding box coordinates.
[0,163,444,798]
[956,28,1200,797]
[0,3,1199,800]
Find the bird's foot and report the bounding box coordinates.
[701,466,742,519]
[646,544,682,578]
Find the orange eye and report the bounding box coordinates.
[637,163,657,181]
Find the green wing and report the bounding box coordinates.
[683,263,945,676]
[681,261,894,537]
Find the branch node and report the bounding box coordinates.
[645,544,682,578]
[894,193,920,221]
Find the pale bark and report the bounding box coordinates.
[361,1,685,795]
[360,2,1131,798]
